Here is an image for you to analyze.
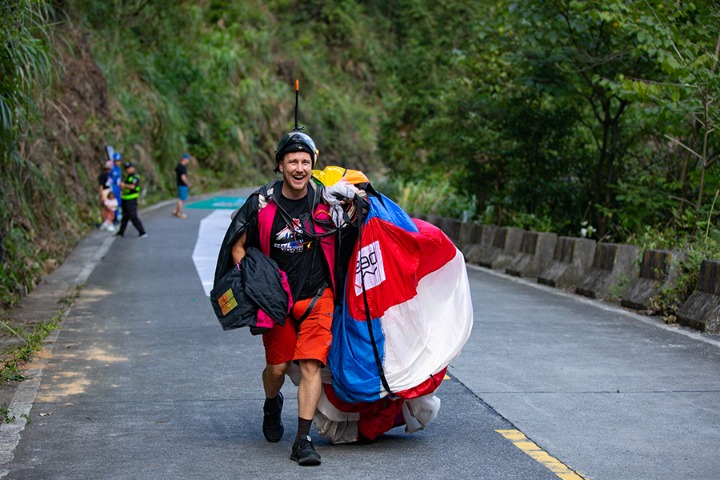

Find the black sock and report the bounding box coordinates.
[295,417,312,443]
[264,394,281,412]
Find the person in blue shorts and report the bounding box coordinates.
[110,152,123,223]
[172,153,191,219]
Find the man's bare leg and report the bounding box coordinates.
[291,359,322,465]
[297,359,322,419]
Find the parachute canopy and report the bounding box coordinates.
[300,166,474,442]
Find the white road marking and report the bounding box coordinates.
[192,209,234,297]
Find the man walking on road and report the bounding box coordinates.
[216,130,337,466]
[172,153,191,219]
[116,162,147,238]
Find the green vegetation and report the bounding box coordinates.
[383,1,720,243]
[2,1,720,318]
[375,174,477,220]
[0,289,74,390]
[1,1,66,308]
[377,0,720,313]
[73,0,390,187]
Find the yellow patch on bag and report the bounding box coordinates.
[218,288,238,316]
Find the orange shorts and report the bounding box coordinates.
[262,288,334,366]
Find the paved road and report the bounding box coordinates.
[1,190,719,479]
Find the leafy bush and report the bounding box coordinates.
[374,175,477,220]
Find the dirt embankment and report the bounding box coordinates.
[8,14,114,298]
[39,19,112,203]
[0,10,118,416]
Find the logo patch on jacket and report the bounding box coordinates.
[355,240,385,295]
[218,288,238,315]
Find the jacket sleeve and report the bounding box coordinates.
[213,193,260,288]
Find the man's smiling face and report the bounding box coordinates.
[279,151,313,199]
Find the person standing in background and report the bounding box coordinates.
[101,190,118,232]
[172,153,191,219]
[116,162,147,238]
[97,160,113,230]
[110,152,123,224]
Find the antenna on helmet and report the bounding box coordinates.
[293,79,301,132]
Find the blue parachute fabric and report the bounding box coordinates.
[364,193,418,232]
[330,302,386,403]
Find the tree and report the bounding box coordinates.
[620,2,720,223]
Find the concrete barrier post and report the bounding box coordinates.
[505,231,558,278]
[677,260,720,332]
[478,226,524,270]
[575,243,640,299]
[426,214,442,228]
[438,217,462,247]
[538,237,596,288]
[465,224,498,264]
[460,222,483,257]
[621,250,687,311]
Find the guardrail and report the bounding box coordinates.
[423,217,720,334]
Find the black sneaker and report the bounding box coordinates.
[290,435,321,466]
[262,392,284,442]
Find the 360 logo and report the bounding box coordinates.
[354,240,386,295]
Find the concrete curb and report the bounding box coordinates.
[439,217,462,247]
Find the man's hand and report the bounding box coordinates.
[322,178,360,205]
[231,231,248,264]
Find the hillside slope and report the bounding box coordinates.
[2,1,394,309]
[1,15,112,309]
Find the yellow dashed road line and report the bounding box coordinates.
[496,429,586,480]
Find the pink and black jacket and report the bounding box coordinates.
[213,180,337,331]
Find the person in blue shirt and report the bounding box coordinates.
[110,152,123,223]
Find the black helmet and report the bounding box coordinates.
[274,131,319,167]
